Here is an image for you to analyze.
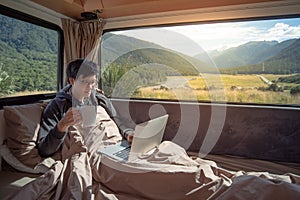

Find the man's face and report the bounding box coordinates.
[72,74,97,100]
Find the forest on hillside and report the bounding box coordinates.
[0,14,58,97]
[217,39,300,75]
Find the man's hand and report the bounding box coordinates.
[126,130,134,144]
[57,108,82,132]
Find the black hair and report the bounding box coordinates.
[66,59,99,82]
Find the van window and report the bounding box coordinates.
[0,6,62,100]
[101,16,300,106]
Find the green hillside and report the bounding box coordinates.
[101,33,212,74]
[0,15,58,53]
[220,39,300,74]
[211,41,278,68]
[0,14,58,95]
[264,39,300,73]
[211,39,299,71]
[256,39,297,63]
[101,33,214,96]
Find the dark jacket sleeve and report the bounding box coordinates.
[95,93,134,138]
[37,99,69,157]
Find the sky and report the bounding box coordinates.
[112,17,300,56]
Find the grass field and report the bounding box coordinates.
[2,74,299,105]
[134,74,300,105]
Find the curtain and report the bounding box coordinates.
[61,18,105,83]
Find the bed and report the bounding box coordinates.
[0,102,300,199]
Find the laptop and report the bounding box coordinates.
[97,114,169,162]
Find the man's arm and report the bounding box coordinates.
[37,100,67,157]
[95,92,134,140]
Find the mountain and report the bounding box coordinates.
[206,39,298,68]
[219,38,300,74]
[102,33,213,75]
[256,39,297,63]
[262,38,300,73]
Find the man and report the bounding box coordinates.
[37,59,133,157]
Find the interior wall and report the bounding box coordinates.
[112,99,300,163]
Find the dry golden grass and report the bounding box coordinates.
[189,74,266,90]
[135,74,300,104]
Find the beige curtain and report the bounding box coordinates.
[61,18,105,82]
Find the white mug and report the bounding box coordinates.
[79,105,96,127]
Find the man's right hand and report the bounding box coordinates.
[57,108,82,132]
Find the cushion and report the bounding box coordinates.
[0,145,45,174]
[4,103,46,168]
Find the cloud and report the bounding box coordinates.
[165,23,261,51]
[265,23,300,41]
[115,19,300,53]
[165,20,300,51]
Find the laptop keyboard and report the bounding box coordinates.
[113,147,130,160]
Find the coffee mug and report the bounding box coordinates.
[79,105,96,127]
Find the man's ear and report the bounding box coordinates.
[69,77,75,85]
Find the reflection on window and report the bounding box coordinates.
[0,14,58,98]
[101,17,300,105]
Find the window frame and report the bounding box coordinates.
[101,14,300,108]
[0,4,64,108]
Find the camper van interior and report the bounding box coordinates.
[0,0,300,199]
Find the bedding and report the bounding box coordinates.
[0,144,49,174]
[1,104,300,200]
